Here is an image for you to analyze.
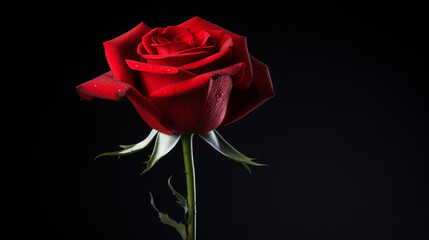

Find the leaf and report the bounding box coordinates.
[198,130,268,172]
[149,192,187,240]
[168,176,188,215]
[141,132,181,174]
[95,129,158,159]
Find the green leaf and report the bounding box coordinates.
[199,130,268,172]
[94,129,158,159]
[149,192,187,240]
[141,132,181,174]
[168,176,188,216]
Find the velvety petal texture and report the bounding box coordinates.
[103,22,151,86]
[76,72,171,134]
[150,74,233,133]
[76,17,274,135]
[150,63,244,98]
[126,60,197,96]
[221,57,274,126]
[179,17,253,90]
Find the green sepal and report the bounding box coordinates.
[149,192,187,240]
[168,176,188,216]
[94,129,158,159]
[199,129,268,173]
[141,132,181,174]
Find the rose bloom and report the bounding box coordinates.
[76,17,274,135]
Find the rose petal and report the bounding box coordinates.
[150,62,244,98]
[179,33,233,74]
[103,22,151,86]
[137,42,148,56]
[140,50,212,67]
[197,75,233,133]
[187,26,214,47]
[141,28,163,55]
[126,60,196,95]
[176,45,216,54]
[179,17,253,90]
[126,86,172,135]
[76,71,171,134]
[221,56,274,126]
[126,60,180,74]
[76,71,129,100]
[161,26,195,44]
[150,74,233,134]
[156,41,193,55]
[149,26,198,55]
[205,30,230,51]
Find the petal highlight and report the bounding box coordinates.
[103,22,151,86]
[150,62,244,98]
[150,74,233,134]
[179,17,253,90]
[76,71,131,100]
[126,60,196,95]
[140,50,212,67]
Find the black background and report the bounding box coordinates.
[12,1,428,239]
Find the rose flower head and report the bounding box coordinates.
[76,17,274,135]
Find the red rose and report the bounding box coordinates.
[76,17,274,135]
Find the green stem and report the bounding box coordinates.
[182,134,196,240]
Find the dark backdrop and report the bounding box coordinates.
[13,1,428,240]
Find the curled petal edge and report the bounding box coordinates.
[179,17,253,91]
[103,22,152,86]
[221,56,274,126]
[76,71,172,134]
[150,62,244,98]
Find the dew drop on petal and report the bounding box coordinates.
[216,91,224,98]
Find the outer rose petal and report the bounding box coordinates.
[76,71,130,101]
[103,22,152,86]
[76,71,171,134]
[140,50,212,67]
[221,56,274,126]
[126,60,196,95]
[150,62,244,98]
[179,17,253,90]
[151,74,234,134]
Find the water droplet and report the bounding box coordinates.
[216,91,224,98]
[93,84,97,87]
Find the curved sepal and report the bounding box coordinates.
[95,129,158,159]
[199,130,268,172]
[142,132,182,174]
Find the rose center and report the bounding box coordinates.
[152,26,196,55]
